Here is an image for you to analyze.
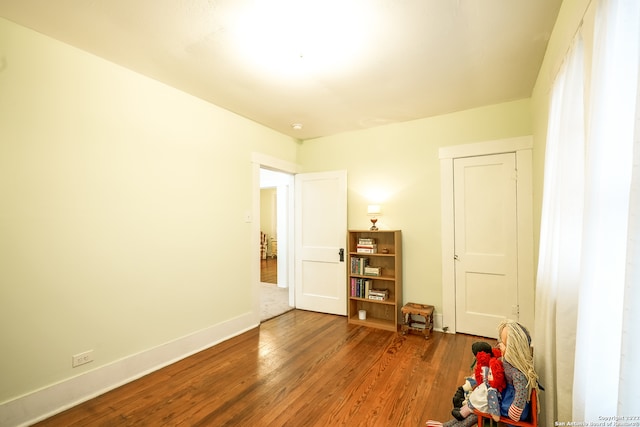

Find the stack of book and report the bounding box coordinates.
[356,237,377,253]
[368,289,389,301]
[363,266,381,276]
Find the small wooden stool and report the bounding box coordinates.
[401,303,434,339]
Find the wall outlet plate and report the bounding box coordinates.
[72,350,94,368]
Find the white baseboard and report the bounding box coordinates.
[433,313,444,332]
[1,312,258,427]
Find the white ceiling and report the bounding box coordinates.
[0,0,563,140]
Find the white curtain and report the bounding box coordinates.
[536,0,640,423]
[617,42,640,413]
[573,0,640,420]
[534,35,585,427]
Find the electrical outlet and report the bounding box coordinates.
[72,350,94,368]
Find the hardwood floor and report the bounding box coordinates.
[260,257,277,284]
[34,310,494,427]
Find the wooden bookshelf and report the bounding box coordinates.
[347,230,402,332]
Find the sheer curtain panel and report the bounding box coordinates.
[536,0,640,422]
[534,35,585,427]
[572,0,640,420]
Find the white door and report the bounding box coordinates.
[294,170,347,315]
[454,153,518,338]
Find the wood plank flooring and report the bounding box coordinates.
[260,258,277,284]
[34,310,494,427]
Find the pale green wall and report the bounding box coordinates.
[260,188,277,240]
[298,99,533,311]
[0,17,297,402]
[1,0,597,408]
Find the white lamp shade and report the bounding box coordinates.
[367,205,381,215]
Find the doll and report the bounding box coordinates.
[496,320,539,422]
[452,341,493,409]
[426,320,540,427]
[451,348,506,422]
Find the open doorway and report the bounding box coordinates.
[259,168,293,321]
[260,186,278,284]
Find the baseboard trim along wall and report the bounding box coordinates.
[434,313,444,333]
[1,313,258,427]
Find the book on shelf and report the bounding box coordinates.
[350,278,373,298]
[358,238,376,245]
[350,257,369,275]
[364,266,381,276]
[368,288,389,301]
[356,244,378,253]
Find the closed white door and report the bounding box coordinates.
[294,170,347,315]
[454,153,518,338]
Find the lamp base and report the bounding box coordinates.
[369,218,378,231]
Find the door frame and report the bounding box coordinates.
[252,153,299,321]
[439,136,534,334]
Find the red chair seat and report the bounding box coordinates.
[473,388,537,427]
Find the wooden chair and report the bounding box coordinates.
[260,232,268,260]
[473,388,537,427]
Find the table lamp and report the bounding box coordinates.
[367,205,381,231]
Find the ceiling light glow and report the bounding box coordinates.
[230,0,376,78]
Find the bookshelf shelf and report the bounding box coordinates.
[349,296,396,305]
[349,274,395,281]
[347,230,402,332]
